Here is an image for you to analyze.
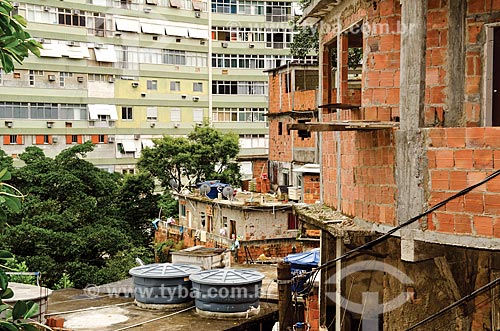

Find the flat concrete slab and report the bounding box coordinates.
[46,264,280,331]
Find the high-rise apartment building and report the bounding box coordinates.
[0,0,313,174]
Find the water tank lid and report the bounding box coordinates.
[129,263,202,278]
[189,268,264,285]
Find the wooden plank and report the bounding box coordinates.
[434,256,462,301]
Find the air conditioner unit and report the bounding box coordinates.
[134,134,140,140]
[108,76,115,83]
[144,7,152,13]
[43,6,50,11]
[13,2,20,7]
[94,43,104,49]
[108,136,115,143]
[150,122,156,128]
[5,121,13,128]
[77,76,84,83]
[131,82,139,88]
[194,11,200,18]
[221,42,228,48]
[193,96,199,102]
[73,9,80,14]
[67,41,79,46]
[195,122,202,127]
[48,75,56,81]
[181,94,187,99]
[173,123,180,128]
[52,136,58,143]
[141,92,147,97]
[200,40,205,45]
[249,43,255,48]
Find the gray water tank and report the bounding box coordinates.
[189,268,264,314]
[129,263,201,305]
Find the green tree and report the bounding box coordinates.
[0,0,41,73]
[290,19,319,59]
[0,143,152,288]
[138,124,241,188]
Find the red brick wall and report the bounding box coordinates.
[424,0,448,126]
[303,174,320,204]
[304,290,319,331]
[322,126,397,225]
[426,127,500,238]
[269,117,293,162]
[253,159,268,179]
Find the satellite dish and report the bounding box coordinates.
[199,183,211,196]
[222,186,234,199]
[169,179,179,189]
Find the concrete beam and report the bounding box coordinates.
[396,0,428,262]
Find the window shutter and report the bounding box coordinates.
[3,136,10,145]
[47,135,52,144]
[16,135,23,145]
[77,135,83,144]
[66,135,72,144]
[91,135,99,144]
[103,135,108,144]
[35,135,44,145]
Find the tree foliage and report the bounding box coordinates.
[0,0,41,73]
[0,143,156,288]
[138,124,241,188]
[290,19,319,59]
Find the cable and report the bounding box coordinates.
[405,277,500,331]
[293,169,500,296]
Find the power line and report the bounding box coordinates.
[294,169,500,296]
[406,277,500,331]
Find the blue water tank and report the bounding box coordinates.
[189,268,264,313]
[284,248,320,293]
[129,263,201,305]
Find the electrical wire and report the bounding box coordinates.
[293,169,500,296]
[405,277,500,331]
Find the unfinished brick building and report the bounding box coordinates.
[266,63,321,203]
[284,0,500,330]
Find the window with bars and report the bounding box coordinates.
[212,107,266,122]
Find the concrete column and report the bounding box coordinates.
[396,0,428,262]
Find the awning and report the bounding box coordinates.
[88,104,118,120]
[94,45,117,63]
[141,23,165,35]
[61,45,91,59]
[169,0,181,7]
[39,43,63,58]
[119,140,137,152]
[188,28,207,39]
[115,18,140,33]
[141,139,156,148]
[292,163,320,174]
[192,0,203,11]
[165,26,189,37]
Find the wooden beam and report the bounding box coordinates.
[288,121,399,132]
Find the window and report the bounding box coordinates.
[59,72,72,87]
[58,8,85,27]
[29,70,43,86]
[163,49,186,65]
[146,107,158,121]
[121,106,133,120]
[98,134,106,143]
[3,135,22,145]
[212,0,236,13]
[170,108,181,122]
[193,82,203,92]
[193,108,204,122]
[34,135,50,145]
[170,81,180,91]
[266,2,291,22]
[212,107,266,122]
[88,74,106,81]
[278,121,283,135]
[66,134,81,144]
[147,80,157,90]
[180,204,186,217]
[287,214,298,230]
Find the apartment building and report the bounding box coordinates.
[0,0,312,173]
[268,0,500,330]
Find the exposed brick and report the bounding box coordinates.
[431,170,449,190]
[454,214,472,234]
[428,128,446,147]
[474,150,493,169]
[465,127,485,148]
[446,128,466,148]
[464,192,484,213]
[449,171,468,191]
[484,194,500,214]
[473,215,494,237]
[454,150,474,169]
[436,212,454,233]
[435,149,454,168]
[484,127,500,148]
